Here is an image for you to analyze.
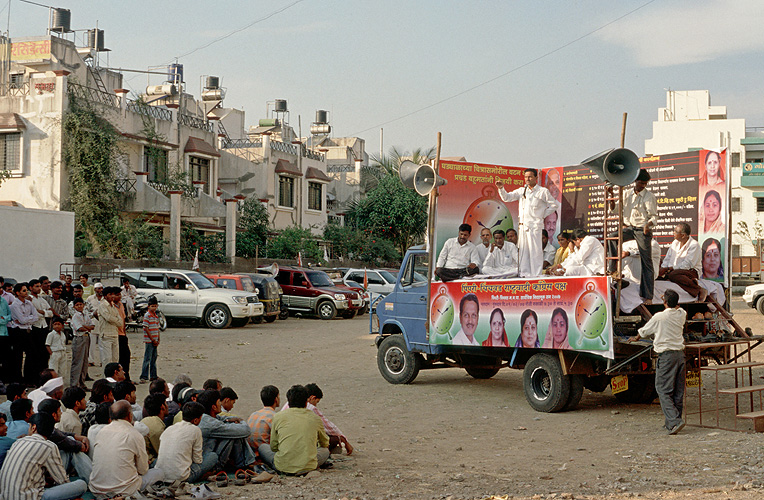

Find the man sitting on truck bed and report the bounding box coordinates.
[435,223,480,282]
[558,229,604,276]
[481,229,519,278]
[657,223,707,302]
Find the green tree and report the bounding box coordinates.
[323,222,400,265]
[236,198,269,258]
[266,226,322,262]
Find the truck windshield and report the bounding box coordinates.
[379,270,397,284]
[401,253,429,287]
[306,271,334,287]
[185,272,216,290]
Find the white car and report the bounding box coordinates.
[342,269,397,297]
[121,268,263,329]
[743,283,764,315]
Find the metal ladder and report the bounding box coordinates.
[87,60,110,96]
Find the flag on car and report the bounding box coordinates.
[192,249,200,271]
[297,252,303,267]
[363,268,368,289]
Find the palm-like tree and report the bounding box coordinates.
[361,146,436,192]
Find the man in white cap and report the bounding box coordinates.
[28,374,64,412]
[86,283,105,368]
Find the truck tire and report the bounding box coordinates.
[205,304,232,329]
[523,353,571,412]
[317,301,337,320]
[757,297,764,316]
[613,374,655,404]
[377,335,422,384]
[561,374,584,411]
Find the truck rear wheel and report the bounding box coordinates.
[583,375,610,393]
[614,374,656,404]
[561,374,584,411]
[523,353,571,412]
[377,335,421,384]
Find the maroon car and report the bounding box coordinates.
[275,266,363,320]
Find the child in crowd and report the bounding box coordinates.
[45,317,68,380]
[140,296,160,383]
[218,387,239,418]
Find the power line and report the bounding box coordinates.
[350,0,658,137]
[171,0,306,62]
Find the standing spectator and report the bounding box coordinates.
[61,274,74,302]
[0,292,11,383]
[29,279,53,379]
[142,393,167,463]
[0,412,87,500]
[45,317,68,381]
[70,299,94,390]
[49,282,69,324]
[86,283,105,368]
[79,274,94,300]
[0,277,14,306]
[121,277,138,318]
[89,400,164,497]
[66,285,84,319]
[98,287,121,367]
[57,386,87,435]
[9,283,38,384]
[116,297,131,382]
[247,385,279,451]
[140,296,160,383]
[156,401,218,483]
[38,276,52,304]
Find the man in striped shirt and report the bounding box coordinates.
[0,412,87,500]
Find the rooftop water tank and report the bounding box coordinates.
[87,29,104,51]
[51,8,71,33]
[315,110,328,124]
[274,99,287,112]
[205,76,219,89]
[168,63,183,85]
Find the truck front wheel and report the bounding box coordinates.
[523,353,571,412]
[377,335,422,384]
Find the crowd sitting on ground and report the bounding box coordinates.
[0,274,354,500]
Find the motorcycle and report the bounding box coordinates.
[127,293,168,331]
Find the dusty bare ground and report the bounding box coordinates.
[114,299,764,500]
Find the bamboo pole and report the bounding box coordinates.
[425,132,442,337]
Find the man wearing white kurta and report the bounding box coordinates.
[435,223,480,282]
[473,228,492,271]
[563,229,604,276]
[497,169,559,277]
[481,229,519,278]
[658,223,705,300]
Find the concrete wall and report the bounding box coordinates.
[0,205,74,280]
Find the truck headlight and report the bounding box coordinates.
[334,293,345,300]
[232,296,248,305]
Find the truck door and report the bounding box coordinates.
[394,252,430,348]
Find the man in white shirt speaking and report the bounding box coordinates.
[657,223,706,302]
[496,169,560,277]
[628,289,687,435]
[435,223,480,282]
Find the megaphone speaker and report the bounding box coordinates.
[581,148,640,187]
[398,160,448,196]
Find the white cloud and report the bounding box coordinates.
[598,0,764,67]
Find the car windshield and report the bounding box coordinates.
[240,276,255,293]
[306,271,334,287]
[185,272,216,290]
[379,270,397,284]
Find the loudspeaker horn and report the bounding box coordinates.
[398,160,448,196]
[581,148,641,187]
[259,262,279,276]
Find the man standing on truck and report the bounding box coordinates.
[628,289,687,435]
[435,223,480,282]
[497,169,560,277]
[452,294,480,346]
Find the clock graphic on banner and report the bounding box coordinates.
[430,286,455,337]
[574,281,608,347]
[463,185,514,246]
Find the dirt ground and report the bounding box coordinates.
[111,298,764,500]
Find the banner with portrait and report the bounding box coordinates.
[429,276,613,358]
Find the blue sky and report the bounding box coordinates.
[11,0,764,166]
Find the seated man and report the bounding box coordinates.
[57,386,87,435]
[89,400,164,497]
[80,379,115,436]
[542,229,556,270]
[281,384,353,455]
[114,381,143,422]
[218,387,239,418]
[506,228,519,246]
[561,229,604,276]
[27,369,61,411]
[197,389,256,471]
[86,402,112,460]
[481,229,519,278]
[658,223,707,302]
[37,399,92,484]
[259,385,330,475]
[104,362,126,384]
[0,413,87,500]
[142,393,167,463]
[0,412,14,468]
[7,399,34,439]
[0,383,27,423]
[247,385,280,452]
[156,402,218,484]
[435,223,479,282]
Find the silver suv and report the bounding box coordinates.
[121,268,263,329]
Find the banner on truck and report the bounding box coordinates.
[429,276,614,359]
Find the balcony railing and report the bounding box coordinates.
[178,112,213,132]
[221,138,263,149]
[127,101,172,121]
[147,180,196,198]
[270,140,298,156]
[67,81,118,107]
[115,178,136,193]
[303,145,325,161]
[0,82,30,97]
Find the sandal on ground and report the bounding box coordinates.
[233,469,248,486]
[213,471,229,488]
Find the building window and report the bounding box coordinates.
[0,133,21,171]
[731,152,740,169]
[757,198,764,212]
[144,147,168,183]
[732,244,741,258]
[189,156,210,194]
[731,197,741,212]
[308,182,322,211]
[279,176,295,208]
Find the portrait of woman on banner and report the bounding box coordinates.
[701,190,725,234]
[699,150,725,191]
[541,307,571,349]
[514,309,540,348]
[701,237,724,281]
[482,308,509,347]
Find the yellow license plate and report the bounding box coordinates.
[611,374,628,394]
[686,369,701,388]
